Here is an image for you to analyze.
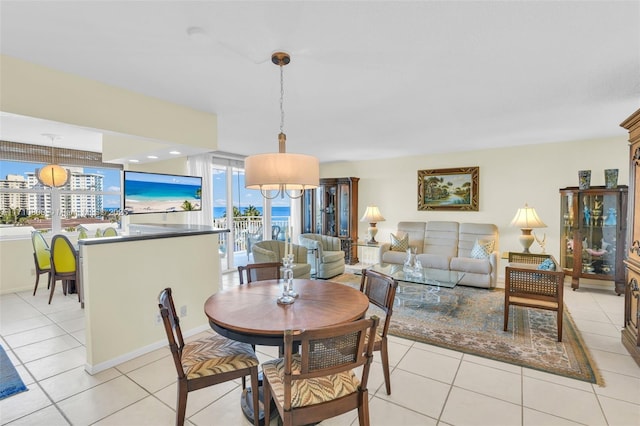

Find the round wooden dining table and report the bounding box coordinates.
[204,278,370,347]
[204,278,370,425]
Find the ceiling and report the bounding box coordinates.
[1,0,639,165]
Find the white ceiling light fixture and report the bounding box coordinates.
[244,52,319,199]
[36,133,70,188]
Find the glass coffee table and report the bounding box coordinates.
[356,263,465,308]
[356,263,464,288]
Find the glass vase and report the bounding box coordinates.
[277,255,296,305]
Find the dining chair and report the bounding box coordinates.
[158,288,260,426]
[262,315,379,426]
[359,268,399,395]
[31,231,51,296]
[102,227,118,237]
[49,234,80,304]
[237,262,282,284]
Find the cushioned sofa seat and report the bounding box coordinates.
[380,221,499,289]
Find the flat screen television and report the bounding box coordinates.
[123,171,202,214]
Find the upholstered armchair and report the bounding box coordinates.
[252,240,311,279]
[298,233,345,279]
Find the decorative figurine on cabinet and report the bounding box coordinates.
[583,205,591,225]
[604,208,617,225]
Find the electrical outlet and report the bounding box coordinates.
[180,305,187,317]
[155,313,162,325]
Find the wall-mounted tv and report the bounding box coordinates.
[123,171,202,215]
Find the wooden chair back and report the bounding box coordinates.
[359,268,398,395]
[238,262,282,284]
[264,316,379,425]
[158,288,260,426]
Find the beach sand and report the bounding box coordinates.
[124,199,200,214]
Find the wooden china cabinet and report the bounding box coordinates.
[559,186,628,294]
[620,107,640,366]
[301,177,359,264]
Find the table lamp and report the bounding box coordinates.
[510,203,547,253]
[360,206,385,244]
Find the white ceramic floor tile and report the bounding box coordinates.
[154,380,238,418]
[590,348,640,378]
[13,364,36,386]
[523,407,584,425]
[13,334,81,363]
[593,370,640,405]
[440,387,522,426]
[410,340,463,359]
[582,331,633,355]
[522,367,594,392]
[24,346,86,381]
[5,404,70,425]
[598,395,640,426]
[115,346,170,374]
[573,318,623,338]
[56,375,148,425]
[376,368,450,419]
[125,355,177,393]
[0,315,54,336]
[188,386,258,426]
[0,386,52,424]
[462,353,522,374]
[2,324,67,349]
[523,376,607,425]
[395,345,461,384]
[39,365,122,402]
[94,395,176,425]
[454,359,522,404]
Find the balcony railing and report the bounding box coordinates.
[213,216,290,254]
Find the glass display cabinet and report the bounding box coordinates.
[559,185,628,294]
[301,177,359,264]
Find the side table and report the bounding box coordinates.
[356,241,381,266]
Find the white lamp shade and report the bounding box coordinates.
[360,206,385,223]
[245,153,319,191]
[510,204,546,229]
[36,165,69,187]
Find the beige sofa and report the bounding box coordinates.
[379,221,499,289]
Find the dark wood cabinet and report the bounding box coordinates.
[559,185,628,294]
[301,177,359,264]
[621,107,640,366]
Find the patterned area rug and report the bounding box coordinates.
[332,273,602,385]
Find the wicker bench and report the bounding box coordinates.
[504,252,565,341]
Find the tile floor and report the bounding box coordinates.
[1,271,639,426]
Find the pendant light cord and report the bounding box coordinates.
[279,64,285,135]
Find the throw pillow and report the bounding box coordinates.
[537,258,556,271]
[470,239,495,259]
[390,233,409,252]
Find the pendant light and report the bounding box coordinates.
[36,133,70,188]
[244,52,319,199]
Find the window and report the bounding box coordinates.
[0,141,122,234]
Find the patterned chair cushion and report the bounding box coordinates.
[262,354,360,408]
[182,335,259,379]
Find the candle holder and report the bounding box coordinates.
[277,255,296,305]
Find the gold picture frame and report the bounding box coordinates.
[418,167,479,211]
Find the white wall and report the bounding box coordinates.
[321,136,629,264]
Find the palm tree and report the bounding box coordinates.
[181,200,195,211]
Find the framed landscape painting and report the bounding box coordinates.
[418,167,479,211]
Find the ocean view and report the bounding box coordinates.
[213,206,290,218]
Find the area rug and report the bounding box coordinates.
[0,344,27,400]
[333,273,602,385]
